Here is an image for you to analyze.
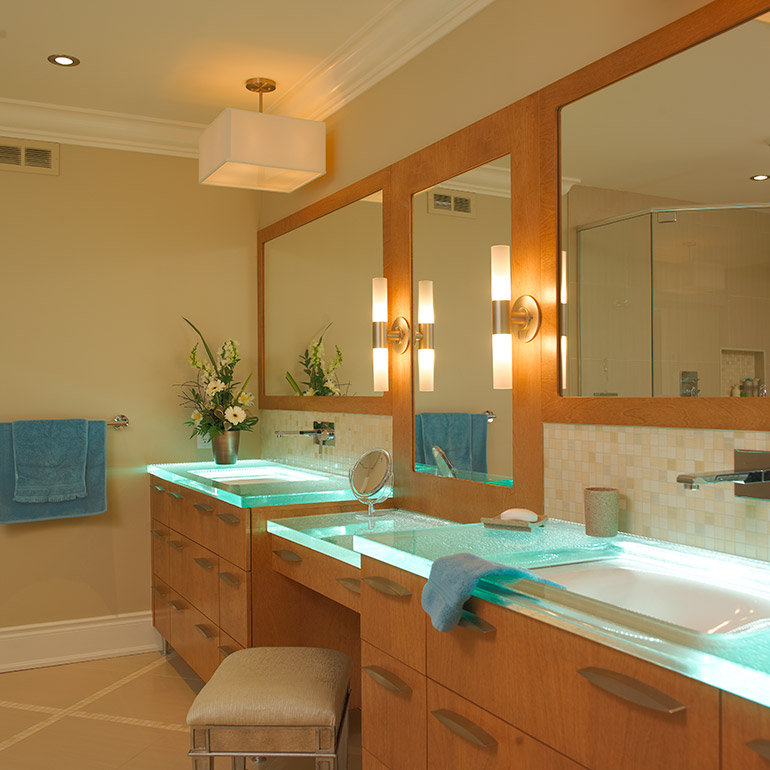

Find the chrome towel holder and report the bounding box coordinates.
[108,415,129,430]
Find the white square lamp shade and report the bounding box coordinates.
[198,108,326,193]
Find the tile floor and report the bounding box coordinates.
[0,652,361,770]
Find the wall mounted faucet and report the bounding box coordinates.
[677,449,770,499]
[274,421,335,454]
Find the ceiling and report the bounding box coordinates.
[0,0,495,156]
[561,16,770,205]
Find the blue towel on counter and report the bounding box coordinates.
[421,552,562,632]
[0,421,107,524]
[12,419,88,502]
[414,412,488,473]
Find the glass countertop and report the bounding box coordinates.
[352,519,770,708]
[147,460,356,509]
[414,462,513,486]
[267,509,455,567]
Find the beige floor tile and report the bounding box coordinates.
[0,705,52,743]
[85,669,199,724]
[73,652,166,676]
[0,662,130,709]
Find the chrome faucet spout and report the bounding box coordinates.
[676,469,770,487]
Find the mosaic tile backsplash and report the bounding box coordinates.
[258,409,392,477]
[544,423,770,563]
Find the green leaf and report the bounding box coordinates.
[285,371,302,395]
[183,318,218,371]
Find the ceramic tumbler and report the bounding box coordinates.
[583,487,619,537]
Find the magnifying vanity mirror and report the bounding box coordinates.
[349,448,393,519]
[411,156,513,486]
[262,191,383,400]
[560,16,770,399]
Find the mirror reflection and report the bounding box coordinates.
[412,157,513,485]
[560,17,770,397]
[264,193,383,397]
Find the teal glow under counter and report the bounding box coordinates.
[147,460,356,509]
[352,519,770,709]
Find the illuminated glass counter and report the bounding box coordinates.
[352,519,770,709]
[147,460,356,509]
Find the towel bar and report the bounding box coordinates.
[108,415,129,429]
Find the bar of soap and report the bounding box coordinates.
[499,508,539,522]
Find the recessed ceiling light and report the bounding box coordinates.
[47,54,80,67]
[750,174,770,181]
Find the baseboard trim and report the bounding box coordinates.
[0,612,162,673]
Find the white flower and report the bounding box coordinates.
[191,410,202,424]
[238,391,254,406]
[206,379,226,397]
[225,405,246,425]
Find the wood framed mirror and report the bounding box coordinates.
[540,0,770,431]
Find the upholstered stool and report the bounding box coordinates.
[187,647,352,770]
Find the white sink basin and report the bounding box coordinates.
[534,545,770,635]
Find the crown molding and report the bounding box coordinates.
[439,164,511,198]
[0,98,205,157]
[272,0,497,121]
[0,0,495,156]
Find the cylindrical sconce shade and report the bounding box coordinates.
[418,348,435,392]
[417,280,435,392]
[491,245,511,301]
[491,245,513,389]
[492,333,513,390]
[418,281,434,324]
[560,250,568,391]
[560,250,568,305]
[372,277,389,391]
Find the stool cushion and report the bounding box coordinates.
[187,647,351,729]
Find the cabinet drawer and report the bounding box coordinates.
[427,679,584,770]
[217,629,245,662]
[178,537,220,624]
[361,556,426,672]
[149,479,172,525]
[722,692,770,769]
[214,502,250,570]
[168,487,219,552]
[426,597,719,770]
[218,558,251,648]
[270,535,361,613]
[361,641,426,770]
[150,575,172,641]
[150,520,171,585]
[362,749,391,770]
[167,594,220,682]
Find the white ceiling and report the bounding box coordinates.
[561,17,770,205]
[0,0,495,156]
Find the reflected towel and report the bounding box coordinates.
[414,412,488,473]
[421,552,562,632]
[0,421,107,524]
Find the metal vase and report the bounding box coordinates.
[212,431,240,465]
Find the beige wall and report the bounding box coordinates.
[0,144,259,627]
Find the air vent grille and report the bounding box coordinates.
[0,137,59,175]
[427,187,476,218]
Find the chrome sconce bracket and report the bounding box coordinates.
[373,317,411,354]
[492,295,541,342]
[415,322,434,351]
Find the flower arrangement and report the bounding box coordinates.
[285,323,347,396]
[178,318,259,438]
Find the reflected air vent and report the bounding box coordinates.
[427,187,476,218]
[0,137,59,175]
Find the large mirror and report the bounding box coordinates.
[411,157,513,486]
[560,16,770,398]
[263,193,383,399]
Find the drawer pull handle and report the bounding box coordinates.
[193,503,214,512]
[218,572,241,587]
[746,739,770,760]
[165,491,183,500]
[167,540,184,551]
[431,709,497,749]
[152,484,165,492]
[362,665,412,696]
[274,549,303,563]
[217,512,241,525]
[168,600,184,612]
[194,624,215,639]
[458,610,496,634]
[194,557,214,570]
[150,529,165,539]
[218,645,236,657]
[336,577,361,594]
[577,667,686,714]
[362,576,412,597]
[150,585,166,597]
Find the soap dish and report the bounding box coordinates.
[481,515,548,532]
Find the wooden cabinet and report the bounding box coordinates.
[722,692,770,769]
[148,478,252,680]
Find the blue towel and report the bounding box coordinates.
[1,421,107,524]
[414,413,488,473]
[421,552,562,632]
[12,419,88,502]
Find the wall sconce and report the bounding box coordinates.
[490,244,541,390]
[560,250,568,393]
[199,77,325,193]
[416,280,435,392]
[372,278,410,392]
